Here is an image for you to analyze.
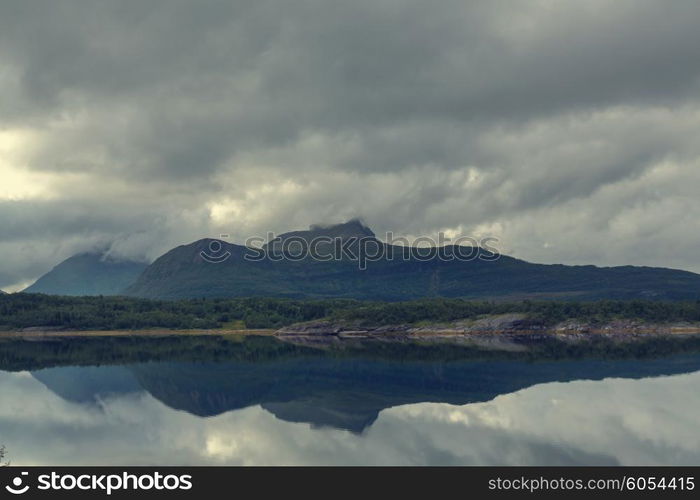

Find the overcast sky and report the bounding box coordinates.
[2,0,700,290]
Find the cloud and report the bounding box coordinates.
[1,0,700,287]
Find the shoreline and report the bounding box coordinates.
[273,316,700,348]
[275,315,700,337]
[275,328,700,350]
[2,325,700,342]
[0,328,277,339]
[4,313,700,343]
[3,322,700,371]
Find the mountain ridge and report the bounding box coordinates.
[124,221,700,301]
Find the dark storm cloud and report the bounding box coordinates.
[1,0,700,288]
[5,1,700,121]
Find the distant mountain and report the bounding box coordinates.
[124,221,700,301]
[24,252,147,296]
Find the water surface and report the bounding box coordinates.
[1,336,699,465]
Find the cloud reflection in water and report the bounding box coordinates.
[1,369,699,466]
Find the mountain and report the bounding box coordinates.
[270,219,375,244]
[24,252,147,296]
[125,221,700,301]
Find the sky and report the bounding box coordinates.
[2,0,700,290]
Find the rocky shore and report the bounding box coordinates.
[274,313,700,350]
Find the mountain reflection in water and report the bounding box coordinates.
[1,335,700,465]
[30,353,700,433]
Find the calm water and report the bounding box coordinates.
[1,336,700,465]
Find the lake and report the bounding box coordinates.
[1,335,700,466]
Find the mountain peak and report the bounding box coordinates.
[310,219,375,237]
[278,219,375,242]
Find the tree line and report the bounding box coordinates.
[2,293,700,331]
